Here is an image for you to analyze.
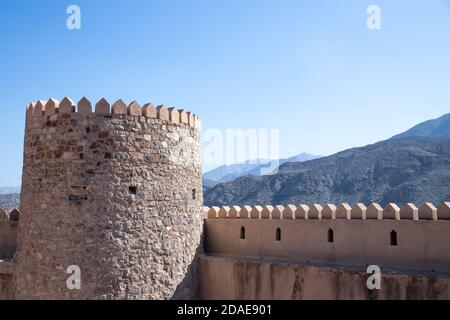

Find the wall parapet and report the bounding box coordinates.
[204,202,450,221]
[0,209,19,260]
[204,203,450,273]
[0,208,20,222]
[26,97,201,129]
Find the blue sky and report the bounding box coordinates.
[1,0,450,186]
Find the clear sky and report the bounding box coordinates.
[1,0,450,186]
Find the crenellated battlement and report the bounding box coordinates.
[26,97,201,129]
[0,208,20,222]
[203,202,450,221]
[203,202,450,274]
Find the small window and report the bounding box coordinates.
[328,228,334,243]
[129,186,137,195]
[192,189,197,200]
[240,226,246,239]
[390,230,398,246]
[276,228,281,241]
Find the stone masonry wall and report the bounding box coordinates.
[14,98,203,299]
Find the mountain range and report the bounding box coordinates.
[0,186,20,195]
[391,113,450,140]
[204,113,450,207]
[203,153,321,183]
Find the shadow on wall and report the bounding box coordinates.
[198,255,450,300]
[0,209,19,260]
[172,232,204,300]
[0,274,14,300]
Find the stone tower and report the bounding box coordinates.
[14,97,203,299]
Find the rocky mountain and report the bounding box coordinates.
[0,193,20,210]
[203,153,321,183]
[391,113,450,140]
[204,138,450,207]
[202,178,218,194]
[204,113,450,207]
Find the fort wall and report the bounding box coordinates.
[199,255,450,300]
[0,273,13,300]
[0,211,17,299]
[0,221,18,260]
[14,97,203,299]
[203,203,450,273]
[1,97,450,300]
[0,209,19,261]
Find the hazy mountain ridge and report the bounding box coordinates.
[391,113,450,140]
[202,178,218,194]
[204,138,450,207]
[203,152,321,183]
[0,186,20,195]
[204,113,450,207]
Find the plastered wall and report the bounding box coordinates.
[0,220,18,259]
[204,204,450,273]
[199,255,450,300]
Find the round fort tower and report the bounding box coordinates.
[14,97,203,299]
